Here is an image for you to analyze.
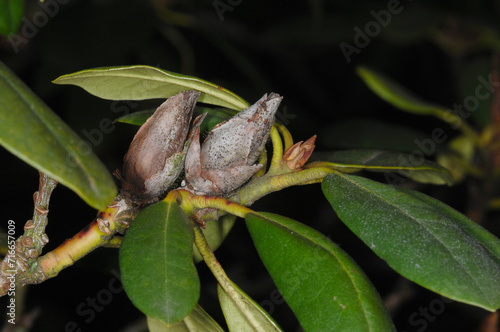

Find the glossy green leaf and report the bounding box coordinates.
[312,149,453,185]
[53,65,249,111]
[147,305,224,332]
[245,212,395,332]
[115,106,237,133]
[0,60,116,210]
[119,201,200,325]
[0,0,24,36]
[217,279,282,332]
[322,173,500,311]
[356,65,446,117]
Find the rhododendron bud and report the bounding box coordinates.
[282,135,316,170]
[121,90,201,201]
[185,93,282,195]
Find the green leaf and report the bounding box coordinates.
[356,65,445,117]
[0,60,116,210]
[217,281,283,332]
[356,65,480,142]
[53,65,249,111]
[0,0,24,36]
[114,109,154,126]
[312,149,453,185]
[322,173,500,311]
[115,106,237,133]
[245,212,395,332]
[119,201,200,325]
[147,305,224,332]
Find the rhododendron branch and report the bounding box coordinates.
[0,196,136,295]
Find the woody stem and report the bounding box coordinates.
[0,196,135,296]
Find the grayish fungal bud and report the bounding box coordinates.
[121,90,201,201]
[185,93,282,195]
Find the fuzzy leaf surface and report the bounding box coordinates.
[322,173,500,311]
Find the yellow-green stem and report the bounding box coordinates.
[234,166,333,206]
[167,189,254,219]
[193,226,232,290]
[0,196,135,295]
[274,123,294,151]
[269,126,284,173]
[37,198,131,279]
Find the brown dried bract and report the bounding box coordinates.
[283,135,316,170]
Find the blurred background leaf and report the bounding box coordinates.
[0,0,24,37]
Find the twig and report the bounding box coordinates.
[0,172,57,294]
[0,183,137,296]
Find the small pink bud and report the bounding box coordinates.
[185,93,283,195]
[120,90,200,201]
[282,135,316,170]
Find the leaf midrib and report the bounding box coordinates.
[333,173,489,302]
[0,71,101,197]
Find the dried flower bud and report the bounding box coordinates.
[185,93,282,195]
[282,135,316,170]
[121,90,201,201]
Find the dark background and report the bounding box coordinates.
[1,0,500,331]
